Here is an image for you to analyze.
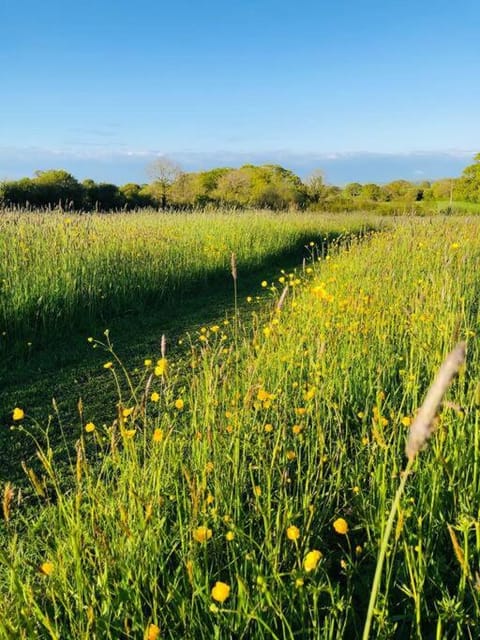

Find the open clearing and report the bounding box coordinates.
[1,212,479,638]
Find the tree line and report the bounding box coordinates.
[1,153,479,211]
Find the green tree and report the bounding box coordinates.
[455,153,480,202]
[33,169,83,208]
[360,183,386,202]
[343,182,362,198]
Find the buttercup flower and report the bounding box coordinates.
[193,526,212,543]
[211,581,230,603]
[303,550,322,572]
[333,518,349,535]
[286,525,300,541]
[12,407,24,421]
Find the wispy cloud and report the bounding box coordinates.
[0,146,476,185]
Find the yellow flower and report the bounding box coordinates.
[12,407,24,421]
[211,581,230,603]
[122,407,134,418]
[304,387,316,401]
[124,429,136,438]
[174,398,184,410]
[292,424,303,436]
[155,358,168,376]
[257,389,274,402]
[85,422,96,433]
[147,623,161,640]
[264,423,273,433]
[153,428,164,443]
[303,550,322,572]
[103,361,113,369]
[286,525,300,541]
[39,561,54,576]
[333,518,349,535]
[193,526,212,543]
[144,359,152,366]
[261,280,268,288]
[295,577,304,588]
[286,450,296,461]
[401,416,412,427]
[225,531,235,541]
[151,392,160,402]
[254,485,262,497]
[210,325,220,333]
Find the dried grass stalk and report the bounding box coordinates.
[406,341,466,461]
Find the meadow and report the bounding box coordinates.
[0,210,373,356]
[1,212,480,639]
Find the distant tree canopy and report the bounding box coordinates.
[454,153,480,202]
[0,170,155,210]
[1,154,480,211]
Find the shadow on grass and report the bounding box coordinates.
[0,229,373,481]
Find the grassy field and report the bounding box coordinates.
[1,214,480,638]
[0,210,374,358]
[0,210,376,481]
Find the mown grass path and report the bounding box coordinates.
[0,216,378,481]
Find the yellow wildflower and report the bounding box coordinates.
[85,422,95,433]
[193,526,212,543]
[153,428,164,443]
[12,407,24,421]
[147,623,161,640]
[150,392,160,402]
[103,361,113,369]
[226,531,235,541]
[286,525,300,541]
[174,398,184,410]
[155,358,168,376]
[333,518,349,535]
[303,550,322,572]
[211,581,230,603]
[39,561,54,576]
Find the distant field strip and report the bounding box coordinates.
[0,210,377,352]
[2,218,480,638]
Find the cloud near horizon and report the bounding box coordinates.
[0,146,476,186]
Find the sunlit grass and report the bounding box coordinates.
[1,216,480,638]
[0,209,374,355]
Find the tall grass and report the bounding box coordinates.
[0,209,374,355]
[1,217,480,638]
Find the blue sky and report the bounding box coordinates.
[1,0,479,184]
